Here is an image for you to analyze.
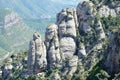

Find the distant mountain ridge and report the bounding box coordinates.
[0,0,83,19]
[0,8,34,59]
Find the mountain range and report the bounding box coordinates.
[0,0,86,19]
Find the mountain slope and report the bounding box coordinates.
[1,0,120,80]
[0,8,34,59]
[0,0,83,19]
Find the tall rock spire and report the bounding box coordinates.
[28,32,47,74]
[45,24,62,68]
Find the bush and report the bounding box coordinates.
[96,70,110,80]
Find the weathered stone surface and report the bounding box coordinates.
[60,37,76,59]
[57,8,78,39]
[37,72,45,78]
[27,0,120,79]
[28,40,35,74]
[78,43,86,59]
[77,1,94,33]
[76,1,107,73]
[98,5,116,17]
[62,56,78,77]
[77,1,95,18]
[95,19,106,40]
[45,24,62,68]
[28,32,47,74]
[68,56,78,76]
[45,24,59,49]
[116,7,120,15]
[51,72,61,80]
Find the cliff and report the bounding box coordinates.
[27,0,120,79]
[1,0,120,80]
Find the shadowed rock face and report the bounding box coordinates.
[105,31,120,73]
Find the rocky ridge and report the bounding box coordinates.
[1,0,120,80]
[27,0,120,79]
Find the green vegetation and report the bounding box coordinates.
[86,59,109,80]
[101,16,120,32]
[96,70,110,80]
[0,51,28,80]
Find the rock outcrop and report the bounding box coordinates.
[28,9,79,77]
[2,0,120,80]
[56,8,78,62]
[60,37,76,59]
[105,30,120,73]
[45,24,61,68]
[27,0,120,79]
[27,1,107,78]
[28,32,47,74]
[98,5,116,17]
[76,1,106,71]
[62,56,78,78]
[57,8,78,39]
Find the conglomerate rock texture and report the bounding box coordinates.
[27,0,120,79]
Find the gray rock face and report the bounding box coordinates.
[56,9,78,72]
[60,37,76,59]
[76,1,107,73]
[77,1,94,33]
[98,5,116,17]
[28,40,35,74]
[67,56,78,76]
[95,19,106,41]
[44,23,78,78]
[27,0,120,79]
[45,24,59,49]
[51,72,61,80]
[44,8,78,78]
[78,43,86,59]
[62,56,78,78]
[45,24,62,68]
[77,1,94,54]
[28,32,47,74]
[105,31,120,73]
[57,8,78,39]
